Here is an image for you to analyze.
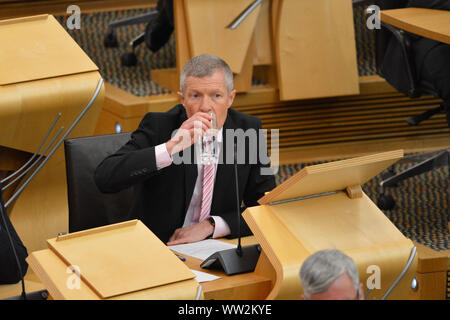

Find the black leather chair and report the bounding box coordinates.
[64,133,133,232]
[373,0,450,209]
[104,0,174,67]
[375,0,449,126]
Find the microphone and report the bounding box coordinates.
[200,141,261,276]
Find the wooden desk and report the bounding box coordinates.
[380,8,450,44]
[183,236,272,300]
[18,235,272,300]
[0,270,45,300]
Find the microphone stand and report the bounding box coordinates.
[200,141,261,276]
[234,142,243,258]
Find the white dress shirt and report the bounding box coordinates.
[154,128,230,238]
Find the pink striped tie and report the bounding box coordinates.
[199,164,216,222]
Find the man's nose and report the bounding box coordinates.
[199,97,212,113]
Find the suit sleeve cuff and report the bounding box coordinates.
[155,143,173,169]
[210,216,231,239]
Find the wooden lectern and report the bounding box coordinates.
[0,14,104,252]
[26,220,202,300]
[243,150,418,299]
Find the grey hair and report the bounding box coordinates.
[179,54,234,93]
[299,249,360,299]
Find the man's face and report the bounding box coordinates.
[177,69,236,130]
[308,273,364,300]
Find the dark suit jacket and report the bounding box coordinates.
[381,0,450,95]
[0,189,28,284]
[94,105,276,243]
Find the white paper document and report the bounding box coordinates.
[191,269,221,283]
[168,239,237,261]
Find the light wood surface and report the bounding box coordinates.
[0,15,97,86]
[184,0,261,75]
[381,8,450,45]
[233,34,256,93]
[173,0,191,84]
[27,249,200,300]
[26,231,271,300]
[244,151,418,299]
[253,0,273,66]
[409,242,448,300]
[275,0,359,100]
[258,150,403,204]
[45,220,195,299]
[151,68,179,94]
[26,220,201,300]
[0,270,45,300]
[182,237,273,300]
[0,14,104,253]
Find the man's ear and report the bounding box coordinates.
[227,89,236,108]
[177,91,185,106]
[359,283,365,300]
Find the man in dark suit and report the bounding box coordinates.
[381,0,450,126]
[95,54,276,244]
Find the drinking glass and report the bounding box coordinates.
[199,112,219,165]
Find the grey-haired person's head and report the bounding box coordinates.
[299,249,362,300]
[179,54,234,93]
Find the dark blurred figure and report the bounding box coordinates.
[144,0,174,52]
[0,189,28,284]
[382,0,450,126]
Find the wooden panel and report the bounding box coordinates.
[0,15,97,86]
[275,0,359,100]
[4,72,104,253]
[183,0,261,74]
[0,270,45,300]
[46,220,195,299]
[411,271,447,300]
[185,255,272,300]
[94,109,138,135]
[414,242,448,274]
[151,68,179,93]
[244,190,418,299]
[27,249,200,300]
[408,242,448,300]
[243,205,309,299]
[268,193,406,252]
[25,235,270,300]
[381,8,450,45]
[259,150,403,204]
[174,0,191,80]
[233,34,256,93]
[253,0,273,66]
[0,13,103,254]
